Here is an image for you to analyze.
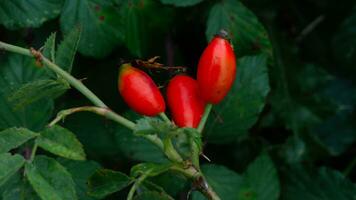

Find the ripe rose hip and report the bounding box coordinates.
[197,31,236,104]
[118,64,165,116]
[167,75,206,128]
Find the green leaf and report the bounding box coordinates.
[25,156,77,200]
[206,54,270,143]
[134,191,174,200]
[192,165,244,200]
[0,0,63,29]
[37,125,86,161]
[130,163,172,178]
[58,159,101,200]
[0,55,54,131]
[135,117,172,136]
[0,153,25,187]
[88,169,132,199]
[60,0,123,58]
[281,166,356,200]
[0,128,38,153]
[56,27,81,73]
[332,6,356,68]
[160,0,203,7]
[43,32,57,63]
[206,0,272,57]
[243,153,280,200]
[8,79,70,109]
[1,172,40,200]
[120,0,173,57]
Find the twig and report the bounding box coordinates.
[296,15,325,42]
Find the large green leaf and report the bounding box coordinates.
[1,172,39,200]
[281,166,356,200]
[25,156,77,200]
[58,159,101,200]
[243,153,280,200]
[0,55,53,131]
[60,0,123,58]
[0,128,38,153]
[0,0,63,29]
[0,153,25,187]
[205,54,270,143]
[37,125,86,160]
[160,0,203,7]
[120,0,173,57]
[206,0,272,57]
[134,191,174,200]
[88,169,132,199]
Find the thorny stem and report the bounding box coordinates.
[0,41,222,200]
[0,41,107,108]
[48,106,136,130]
[171,165,221,200]
[197,104,213,133]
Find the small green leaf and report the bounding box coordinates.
[1,172,39,200]
[0,0,63,29]
[88,169,132,199]
[160,0,203,7]
[43,32,57,63]
[130,163,172,178]
[0,128,38,153]
[58,159,101,200]
[8,79,70,109]
[134,191,174,200]
[206,54,270,143]
[25,156,77,200]
[37,125,86,160]
[0,153,25,187]
[135,117,172,136]
[60,0,123,58]
[56,27,81,73]
[206,0,272,57]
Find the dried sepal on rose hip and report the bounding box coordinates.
[118,63,165,116]
[167,75,206,128]
[197,30,237,104]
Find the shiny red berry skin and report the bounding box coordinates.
[118,64,165,116]
[167,75,206,128]
[197,35,236,104]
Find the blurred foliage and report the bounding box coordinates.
[0,0,355,199]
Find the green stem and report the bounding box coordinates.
[29,142,38,162]
[164,139,183,163]
[343,156,356,177]
[0,41,107,108]
[190,137,201,169]
[197,104,213,133]
[159,112,171,124]
[48,106,136,130]
[171,165,221,200]
[127,174,148,200]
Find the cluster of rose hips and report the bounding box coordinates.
[118,31,236,128]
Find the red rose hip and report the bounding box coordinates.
[118,64,165,116]
[167,75,206,128]
[197,31,236,104]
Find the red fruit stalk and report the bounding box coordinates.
[197,31,236,104]
[167,75,206,128]
[118,64,165,116]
